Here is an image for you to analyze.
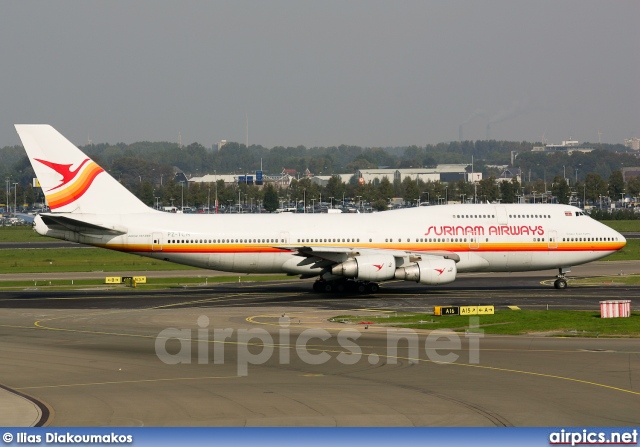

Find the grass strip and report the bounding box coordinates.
[0,275,293,290]
[334,310,640,337]
[0,247,199,273]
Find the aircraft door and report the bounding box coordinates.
[468,231,480,250]
[496,206,508,225]
[279,231,290,245]
[548,230,558,249]
[152,232,163,251]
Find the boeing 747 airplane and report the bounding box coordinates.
[16,125,626,292]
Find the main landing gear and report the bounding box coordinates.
[553,267,571,289]
[312,279,380,294]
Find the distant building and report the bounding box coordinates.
[467,172,482,183]
[189,174,238,185]
[356,169,397,184]
[624,138,640,151]
[356,165,474,185]
[621,167,640,182]
[310,174,355,187]
[532,140,594,155]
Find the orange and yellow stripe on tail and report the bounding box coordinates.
[45,162,104,209]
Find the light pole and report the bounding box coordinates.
[154,196,160,210]
[5,177,10,214]
[311,198,316,213]
[207,183,211,214]
[460,193,466,204]
[329,197,334,209]
[180,181,184,211]
[13,183,18,214]
[445,186,448,204]
[214,171,218,214]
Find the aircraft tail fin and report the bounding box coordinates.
[15,125,152,214]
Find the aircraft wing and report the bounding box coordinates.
[276,245,460,264]
[39,214,127,235]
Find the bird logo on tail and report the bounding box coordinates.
[35,158,104,209]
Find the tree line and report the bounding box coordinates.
[0,138,638,211]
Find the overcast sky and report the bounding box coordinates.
[1,1,638,149]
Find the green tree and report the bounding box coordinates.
[402,176,420,205]
[626,176,640,198]
[608,170,624,200]
[584,173,608,203]
[263,183,279,212]
[552,176,570,204]
[377,177,395,202]
[499,179,515,203]
[325,175,346,201]
[477,176,500,202]
[371,199,388,211]
[455,179,473,203]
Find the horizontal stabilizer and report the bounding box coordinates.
[39,214,127,235]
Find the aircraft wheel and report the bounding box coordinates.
[335,282,346,293]
[356,282,366,294]
[554,278,567,290]
[366,283,379,293]
[323,282,334,293]
[312,281,322,292]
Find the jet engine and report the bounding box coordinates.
[331,254,397,281]
[394,258,457,285]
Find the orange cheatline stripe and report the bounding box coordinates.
[100,242,624,254]
[46,163,104,209]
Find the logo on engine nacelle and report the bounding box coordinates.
[373,264,384,271]
[434,268,445,276]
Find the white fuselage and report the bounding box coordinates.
[34,204,626,276]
